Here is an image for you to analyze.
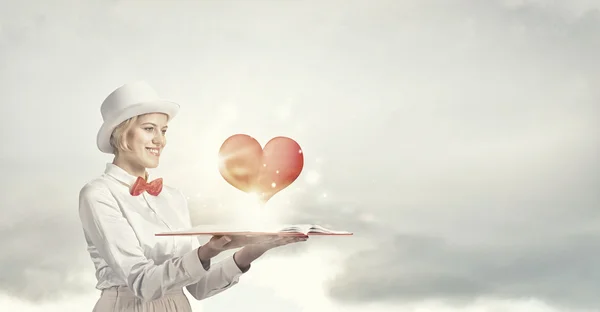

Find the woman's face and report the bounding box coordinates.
[121,113,169,170]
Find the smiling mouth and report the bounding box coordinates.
[146,148,160,156]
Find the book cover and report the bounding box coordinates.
[155,224,353,237]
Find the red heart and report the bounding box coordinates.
[218,134,304,204]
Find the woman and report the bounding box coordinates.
[78,81,307,311]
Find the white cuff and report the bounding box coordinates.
[220,255,246,282]
[182,248,208,278]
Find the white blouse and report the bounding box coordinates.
[78,163,245,302]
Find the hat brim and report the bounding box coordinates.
[97,100,180,154]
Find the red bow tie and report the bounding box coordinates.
[130,176,163,196]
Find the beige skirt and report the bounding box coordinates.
[93,286,192,312]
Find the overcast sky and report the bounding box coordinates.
[1,0,599,311]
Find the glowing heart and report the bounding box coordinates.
[218,134,304,204]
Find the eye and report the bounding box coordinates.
[161,130,167,135]
[144,127,154,132]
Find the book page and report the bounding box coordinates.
[307,224,353,235]
[278,224,313,234]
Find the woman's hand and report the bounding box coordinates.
[197,235,268,261]
[233,235,309,270]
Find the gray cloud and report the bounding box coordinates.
[321,1,600,310]
[326,232,600,310]
[0,165,93,302]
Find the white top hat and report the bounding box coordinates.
[97,81,180,154]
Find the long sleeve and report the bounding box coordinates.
[78,183,208,302]
[185,252,246,299]
[178,191,248,300]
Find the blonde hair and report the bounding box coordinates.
[109,116,139,155]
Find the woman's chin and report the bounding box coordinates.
[142,159,160,169]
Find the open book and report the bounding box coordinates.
[155,224,353,237]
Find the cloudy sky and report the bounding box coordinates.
[1,0,599,311]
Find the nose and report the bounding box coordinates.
[152,131,166,146]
